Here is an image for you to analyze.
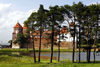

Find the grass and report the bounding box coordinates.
[48,62,100,67]
[0,48,73,52]
[0,54,100,67]
[1,54,100,67]
[1,48,100,67]
[0,54,56,67]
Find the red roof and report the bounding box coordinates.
[14,22,22,28]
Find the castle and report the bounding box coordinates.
[12,22,75,49]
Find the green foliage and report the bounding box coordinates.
[8,40,12,43]
[14,33,29,45]
[23,1,100,49]
[71,2,100,47]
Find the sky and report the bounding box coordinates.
[0,0,100,43]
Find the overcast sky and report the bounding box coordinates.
[0,0,100,43]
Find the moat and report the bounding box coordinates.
[1,51,100,61]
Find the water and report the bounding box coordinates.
[23,52,100,61]
[1,51,100,61]
[75,52,100,61]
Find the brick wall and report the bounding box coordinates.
[21,39,73,49]
[21,38,51,48]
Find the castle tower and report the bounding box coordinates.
[23,24,27,33]
[12,22,23,48]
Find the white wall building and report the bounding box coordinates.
[57,32,76,42]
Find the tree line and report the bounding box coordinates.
[14,2,100,63]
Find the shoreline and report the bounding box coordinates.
[0,48,99,52]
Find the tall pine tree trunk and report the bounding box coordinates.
[38,30,42,62]
[58,39,60,62]
[32,36,36,63]
[79,23,81,63]
[72,23,75,63]
[94,47,96,62]
[86,25,89,63]
[87,48,91,63]
[93,37,96,63]
[87,30,91,63]
[87,26,91,63]
[87,47,91,63]
[50,25,54,63]
[88,47,91,63]
[58,27,60,62]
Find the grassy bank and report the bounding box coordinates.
[1,48,100,67]
[0,54,57,67]
[0,54,100,67]
[1,47,100,52]
[0,48,73,52]
[48,62,100,67]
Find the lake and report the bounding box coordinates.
[1,51,100,61]
[22,52,100,61]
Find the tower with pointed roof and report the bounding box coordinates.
[23,24,27,33]
[12,22,23,48]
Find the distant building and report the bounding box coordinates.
[12,22,76,49]
[12,22,23,48]
[57,32,76,42]
[0,43,11,48]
